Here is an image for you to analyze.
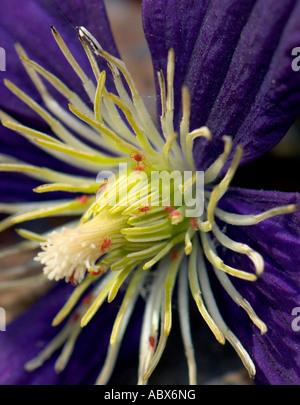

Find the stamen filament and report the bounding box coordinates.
[81,273,118,327]
[185,127,211,170]
[110,265,146,346]
[179,86,190,162]
[188,239,225,344]
[78,27,165,151]
[52,274,101,326]
[213,268,267,334]
[215,204,297,225]
[163,249,184,336]
[178,262,197,385]
[203,144,243,230]
[212,223,264,276]
[138,260,167,384]
[197,248,256,378]
[200,231,257,281]
[204,136,232,184]
[55,321,82,373]
[51,26,96,101]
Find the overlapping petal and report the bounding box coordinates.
[0,281,142,384]
[142,0,300,169]
[0,0,121,201]
[215,188,300,384]
[0,0,118,118]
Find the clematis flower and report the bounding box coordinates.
[0,0,300,386]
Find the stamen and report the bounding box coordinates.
[213,268,267,334]
[96,267,145,385]
[0,198,90,233]
[166,48,175,138]
[0,274,47,290]
[212,223,264,276]
[107,92,161,162]
[197,247,256,378]
[78,27,165,151]
[215,204,297,225]
[68,104,137,156]
[94,70,106,124]
[107,265,134,302]
[138,260,167,384]
[157,69,167,128]
[3,80,96,154]
[17,44,91,114]
[142,302,168,381]
[25,320,73,372]
[163,133,178,167]
[200,231,257,281]
[110,265,146,346]
[163,249,184,336]
[15,228,47,242]
[204,136,232,184]
[184,226,194,255]
[80,272,118,327]
[33,182,99,194]
[1,120,105,171]
[178,261,197,385]
[33,137,128,168]
[0,159,93,185]
[188,238,225,344]
[55,321,82,373]
[78,32,101,81]
[51,26,96,101]
[79,32,139,146]
[52,274,100,326]
[185,126,211,170]
[203,144,243,230]
[179,86,190,162]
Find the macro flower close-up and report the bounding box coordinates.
[0,0,300,386]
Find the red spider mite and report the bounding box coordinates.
[130,151,145,163]
[171,250,178,261]
[69,270,78,286]
[169,210,180,218]
[149,335,156,349]
[83,293,93,305]
[137,205,150,214]
[190,218,199,231]
[89,266,107,276]
[130,151,148,171]
[72,311,80,322]
[89,269,101,276]
[134,162,146,171]
[77,195,89,204]
[164,205,175,213]
[100,236,112,253]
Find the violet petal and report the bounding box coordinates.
[0,0,119,200]
[142,0,300,168]
[215,187,300,384]
[0,0,118,118]
[0,281,142,385]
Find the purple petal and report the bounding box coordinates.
[0,0,118,118]
[216,188,300,384]
[0,281,142,384]
[0,0,119,200]
[142,0,300,168]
